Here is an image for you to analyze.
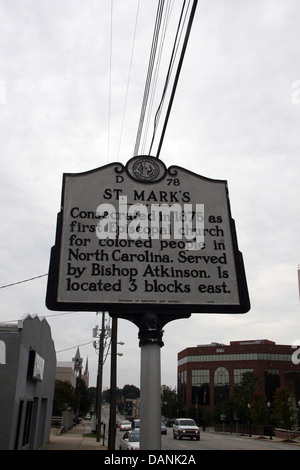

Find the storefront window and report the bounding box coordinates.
[214,367,229,404]
[265,369,280,402]
[234,368,254,385]
[192,370,210,406]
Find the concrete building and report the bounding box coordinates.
[56,361,77,388]
[55,349,89,388]
[178,339,300,411]
[0,315,56,450]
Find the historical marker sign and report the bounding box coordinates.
[46,156,250,314]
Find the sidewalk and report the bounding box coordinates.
[38,424,108,450]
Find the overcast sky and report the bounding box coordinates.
[1,0,300,391]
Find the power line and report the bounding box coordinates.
[140,0,174,155]
[56,341,94,353]
[148,0,189,155]
[0,273,48,290]
[107,0,114,162]
[0,311,95,324]
[156,0,198,159]
[117,0,141,161]
[133,0,198,158]
[133,0,165,156]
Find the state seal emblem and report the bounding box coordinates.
[133,158,160,181]
[126,155,166,183]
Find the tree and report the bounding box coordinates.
[88,386,96,408]
[122,384,140,400]
[161,385,184,419]
[236,371,260,404]
[251,393,269,436]
[102,387,123,403]
[75,377,92,416]
[273,387,296,438]
[52,380,79,415]
[230,372,261,424]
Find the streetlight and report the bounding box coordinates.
[267,402,273,440]
[247,404,252,437]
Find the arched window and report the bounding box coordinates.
[0,340,6,364]
[214,367,229,404]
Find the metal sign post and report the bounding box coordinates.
[109,310,191,450]
[140,343,161,449]
[138,312,164,450]
[140,325,162,449]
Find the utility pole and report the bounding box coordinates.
[108,317,118,450]
[96,312,106,442]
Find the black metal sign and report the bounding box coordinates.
[46,156,250,315]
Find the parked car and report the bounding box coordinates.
[161,422,167,435]
[119,430,140,450]
[131,419,140,430]
[173,418,200,440]
[120,420,132,431]
[165,418,175,427]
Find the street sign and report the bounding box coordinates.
[46,156,250,315]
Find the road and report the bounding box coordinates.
[102,406,300,451]
[161,429,300,451]
[115,424,300,451]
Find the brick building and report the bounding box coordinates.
[178,339,300,411]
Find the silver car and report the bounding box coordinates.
[119,420,132,431]
[119,430,140,450]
